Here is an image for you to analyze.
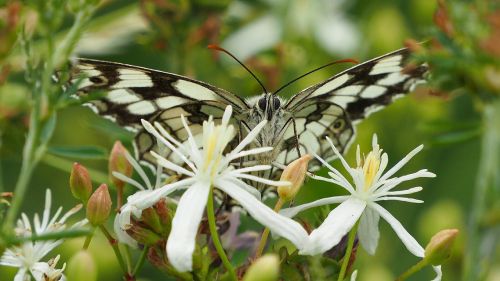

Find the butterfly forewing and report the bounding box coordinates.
[284,48,427,171]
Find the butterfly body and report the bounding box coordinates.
[66,48,427,180]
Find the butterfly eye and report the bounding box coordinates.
[273,97,281,110]
[258,97,267,110]
[333,119,345,130]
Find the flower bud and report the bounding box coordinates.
[108,141,133,189]
[66,250,97,281]
[243,254,280,281]
[126,223,162,246]
[424,228,459,265]
[86,184,112,226]
[69,163,92,203]
[277,154,312,202]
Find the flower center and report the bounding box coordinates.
[362,147,381,191]
[201,122,234,180]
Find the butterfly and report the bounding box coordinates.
[66,48,427,184]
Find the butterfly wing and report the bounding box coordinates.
[68,59,250,171]
[283,48,428,170]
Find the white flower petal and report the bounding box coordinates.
[280,196,350,218]
[167,181,210,272]
[13,267,28,281]
[221,178,262,201]
[432,265,442,281]
[375,197,423,203]
[151,151,195,177]
[114,211,138,248]
[378,144,424,183]
[350,270,358,281]
[112,171,145,191]
[371,203,424,257]
[230,120,267,155]
[358,207,380,255]
[228,147,273,161]
[300,198,366,255]
[216,179,308,248]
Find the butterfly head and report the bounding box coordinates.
[256,94,282,121]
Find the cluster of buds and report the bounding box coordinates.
[69,141,133,226]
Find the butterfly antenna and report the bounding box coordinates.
[272,58,359,96]
[208,44,269,94]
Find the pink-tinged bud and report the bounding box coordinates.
[424,229,459,265]
[69,163,92,203]
[243,254,280,281]
[86,184,112,226]
[66,250,97,281]
[277,154,312,202]
[126,223,162,246]
[108,141,133,189]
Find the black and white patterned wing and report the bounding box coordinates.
[283,48,427,170]
[68,59,250,170]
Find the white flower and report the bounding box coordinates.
[0,189,85,281]
[117,105,308,272]
[281,135,442,280]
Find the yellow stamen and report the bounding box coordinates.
[362,150,380,191]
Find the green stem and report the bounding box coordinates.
[396,259,429,281]
[132,246,149,276]
[463,99,500,281]
[255,199,284,258]
[207,187,237,281]
[337,221,359,281]
[83,228,95,250]
[123,244,133,274]
[99,225,127,273]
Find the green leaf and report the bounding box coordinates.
[47,145,108,159]
[429,128,482,146]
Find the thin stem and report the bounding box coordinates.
[83,228,95,250]
[396,259,428,281]
[463,99,500,281]
[337,221,359,281]
[255,199,284,258]
[132,246,150,276]
[99,225,127,273]
[123,244,133,274]
[207,187,237,281]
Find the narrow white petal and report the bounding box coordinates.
[300,198,366,255]
[432,266,442,281]
[221,178,262,200]
[14,268,28,281]
[280,196,350,218]
[313,152,353,190]
[180,115,203,163]
[216,179,308,248]
[41,189,52,231]
[124,150,152,190]
[167,181,210,272]
[371,203,425,257]
[378,186,423,197]
[142,119,196,171]
[221,105,232,126]
[112,172,145,191]
[325,137,353,174]
[151,151,195,177]
[376,170,435,193]
[231,120,267,155]
[358,207,380,255]
[350,270,358,281]
[378,145,424,182]
[375,197,424,203]
[229,165,272,174]
[233,173,285,186]
[228,147,273,161]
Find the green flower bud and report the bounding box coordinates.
[277,154,312,202]
[69,163,92,203]
[243,254,280,281]
[66,250,97,281]
[108,141,133,190]
[86,184,112,226]
[424,228,459,265]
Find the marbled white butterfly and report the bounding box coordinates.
[66,48,427,182]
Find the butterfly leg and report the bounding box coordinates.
[291,118,302,157]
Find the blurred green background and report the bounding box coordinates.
[0,0,498,280]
